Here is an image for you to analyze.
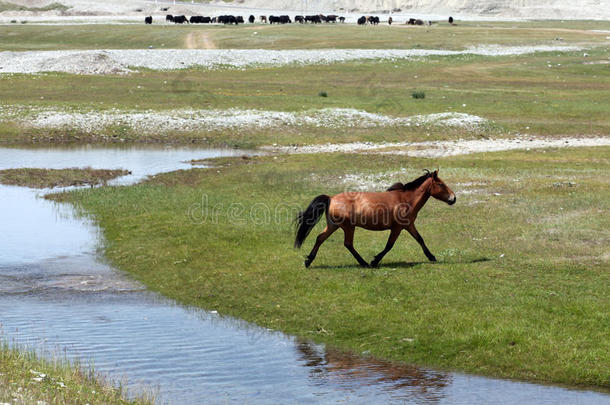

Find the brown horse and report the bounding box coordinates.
[294,170,456,268]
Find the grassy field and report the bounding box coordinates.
[1,22,608,148]
[0,342,150,404]
[0,167,129,188]
[1,22,609,51]
[2,20,609,395]
[54,146,610,389]
[1,48,608,147]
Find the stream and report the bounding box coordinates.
[0,145,607,404]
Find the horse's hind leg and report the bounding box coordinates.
[342,226,369,267]
[371,227,401,268]
[305,222,338,268]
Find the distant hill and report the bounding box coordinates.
[241,0,610,20]
[1,0,608,20]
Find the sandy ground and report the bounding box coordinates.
[264,136,610,157]
[0,45,585,74]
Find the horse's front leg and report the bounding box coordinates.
[406,223,436,262]
[371,227,401,268]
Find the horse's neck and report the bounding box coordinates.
[407,179,432,214]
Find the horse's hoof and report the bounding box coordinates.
[304,259,311,268]
[370,260,379,268]
[428,256,437,262]
[361,262,371,268]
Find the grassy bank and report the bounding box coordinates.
[0,342,150,404]
[56,146,610,389]
[0,167,129,188]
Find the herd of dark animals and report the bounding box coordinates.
[149,14,455,26]
[161,14,345,25]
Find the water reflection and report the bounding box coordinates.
[296,341,450,403]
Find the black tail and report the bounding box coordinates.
[294,195,330,249]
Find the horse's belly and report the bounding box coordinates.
[351,212,394,230]
[357,222,391,231]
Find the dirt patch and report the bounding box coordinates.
[0,50,131,75]
[185,31,216,50]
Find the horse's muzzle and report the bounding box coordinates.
[447,196,456,205]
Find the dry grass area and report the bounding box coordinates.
[0,167,130,188]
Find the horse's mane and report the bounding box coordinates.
[387,171,432,192]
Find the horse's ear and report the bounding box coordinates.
[432,170,438,178]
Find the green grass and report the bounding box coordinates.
[0,21,608,148]
[412,90,425,99]
[0,167,129,188]
[0,21,608,51]
[55,146,610,389]
[0,25,187,51]
[203,22,610,50]
[1,47,608,147]
[1,342,151,404]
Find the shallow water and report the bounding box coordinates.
[0,146,608,404]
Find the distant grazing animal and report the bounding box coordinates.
[166,14,173,22]
[295,15,305,23]
[367,16,380,25]
[260,15,267,23]
[144,16,152,24]
[338,16,345,23]
[161,7,169,11]
[294,170,456,268]
[173,15,188,24]
[357,16,366,25]
[305,15,322,23]
[248,14,255,23]
[237,16,244,24]
[415,19,424,25]
[269,15,291,24]
[325,14,338,23]
[388,16,392,25]
[217,15,239,24]
[448,16,454,24]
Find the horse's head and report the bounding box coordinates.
[429,170,456,205]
